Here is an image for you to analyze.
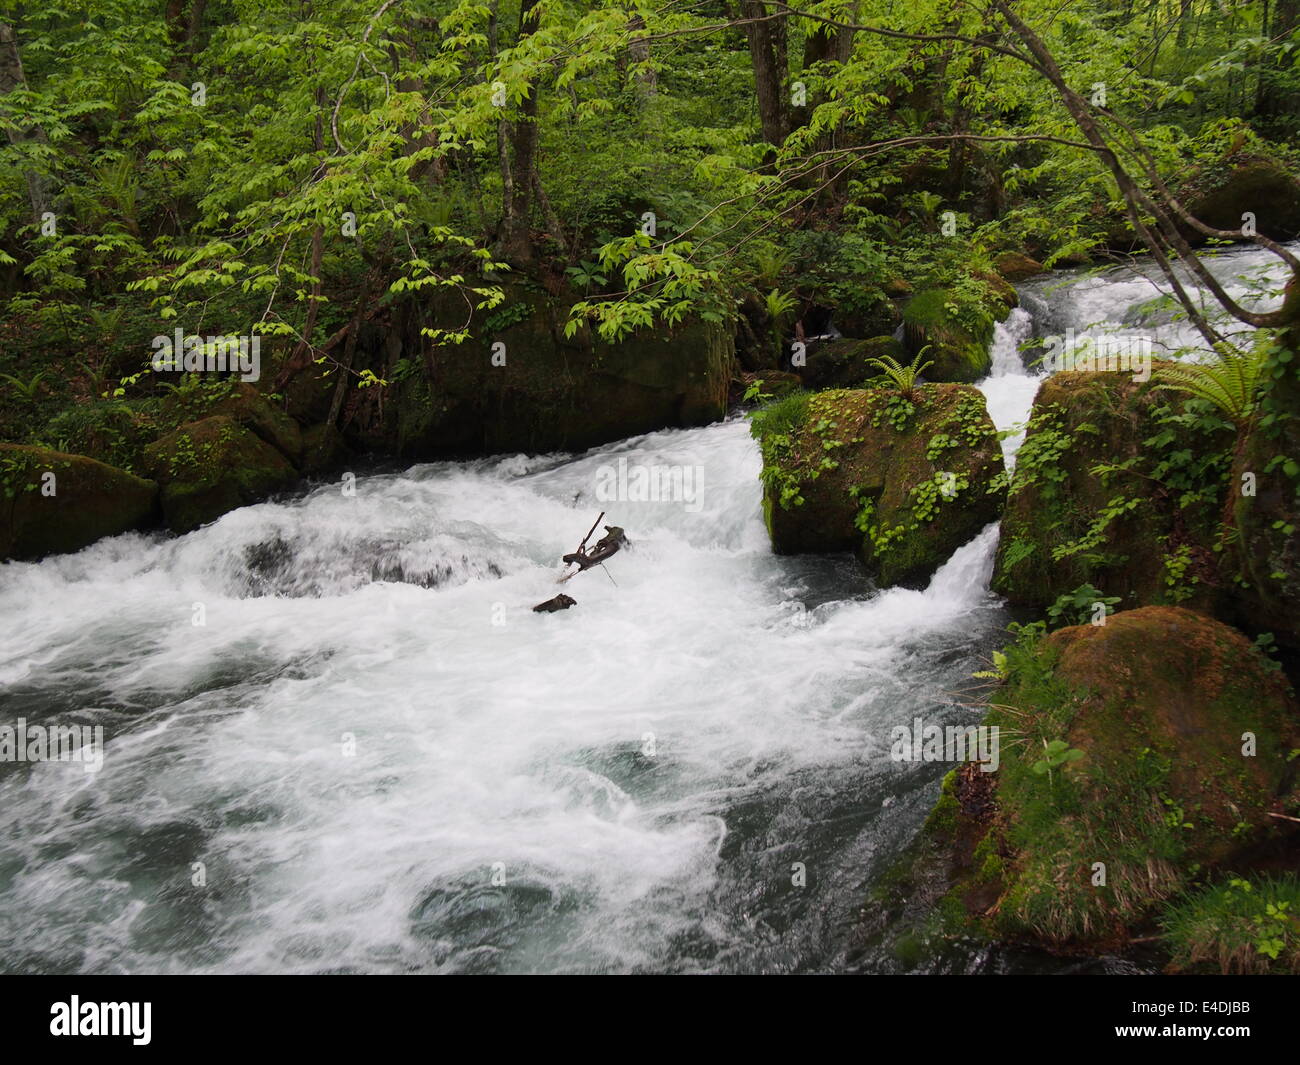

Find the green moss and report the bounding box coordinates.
[901,287,995,383]
[993,372,1234,614]
[924,769,961,837]
[753,384,1005,585]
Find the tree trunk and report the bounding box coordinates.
[1256,0,1300,126]
[496,0,541,265]
[739,0,790,160]
[0,21,48,220]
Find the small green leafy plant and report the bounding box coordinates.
[1031,738,1084,783]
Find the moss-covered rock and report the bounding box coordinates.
[164,381,303,468]
[993,251,1044,282]
[933,607,1299,949]
[0,444,159,559]
[992,368,1236,614]
[1177,154,1300,243]
[752,384,1005,587]
[900,288,996,383]
[141,415,298,533]
[800,336,904,391]
[390,281,734,456]
[39,377,304,477]
[300,422,353,475]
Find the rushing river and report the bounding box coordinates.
[0,244,1289,974]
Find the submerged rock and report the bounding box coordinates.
[752,384,1005,587]
[533,593,577,613]
[142,415,298,533]
[0,444,159,559]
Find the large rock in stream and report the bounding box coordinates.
[922,607,1300,951]
[992,367,1236,615]
[752,384,1005,587]
[0,443,159,559]
[900,277,1015,383]
[142,415,299,533]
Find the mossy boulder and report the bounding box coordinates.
[800,336,905,391]
[141,415,298,533]
[163,381,303,468]
[901,288,996,383]
[752,384,1005,587]
[931,607,1299,949]
[993,251,1044,282]
[0,444,159,559]
[1177,154,1300,243]
[391,281,734,456]
[992,368,1235,614]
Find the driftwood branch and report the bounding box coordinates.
[557,515,626,583]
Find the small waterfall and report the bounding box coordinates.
[977,307,1040,471]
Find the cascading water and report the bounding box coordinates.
[0,244,1288,974]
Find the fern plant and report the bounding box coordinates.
[1152,344,1267,426]
[0,370,48,401]
[867,348,933,402]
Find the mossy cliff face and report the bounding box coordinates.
[929,607,1299,951]
[391,282,734,457]
[752,384,1005,587]
[1,444,159,560]
[142,415,298,533]
[992,367,1235,614]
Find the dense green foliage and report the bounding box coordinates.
[2,0,1299,441]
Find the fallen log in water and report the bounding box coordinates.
[557,514,627,583]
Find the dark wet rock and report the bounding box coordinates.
[0,443,159,559]
[533,593,577,613]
